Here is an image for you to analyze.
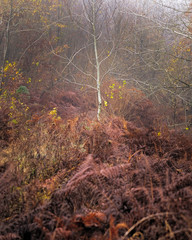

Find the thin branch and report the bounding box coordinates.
[99,41,115,66]
[152,0,192,14]
[122,212,176,239]
[62,76,97,90]
[18,31,47,63]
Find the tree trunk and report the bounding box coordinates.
[92,0,101,121]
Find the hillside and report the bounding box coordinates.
[0,88,192,240]
[0,1,192,238]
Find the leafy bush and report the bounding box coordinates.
[102,79,156,127]
[16,86,30,95]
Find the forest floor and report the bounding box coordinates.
[0,88,192,240]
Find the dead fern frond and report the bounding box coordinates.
[100,163,130,179]
[0,234,21,240]
[64,154,97,194]
[108,216,128,240]
[158,228,192,240]
[81,212,107,228]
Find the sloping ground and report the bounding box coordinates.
[29,86,94,120]
[0,117,192,240]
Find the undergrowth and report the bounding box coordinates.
[0,114,191,239]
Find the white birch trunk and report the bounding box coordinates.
[92,0,102,121]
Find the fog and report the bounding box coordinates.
[117,0,190,11]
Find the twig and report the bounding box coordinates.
[122,212,175,239]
